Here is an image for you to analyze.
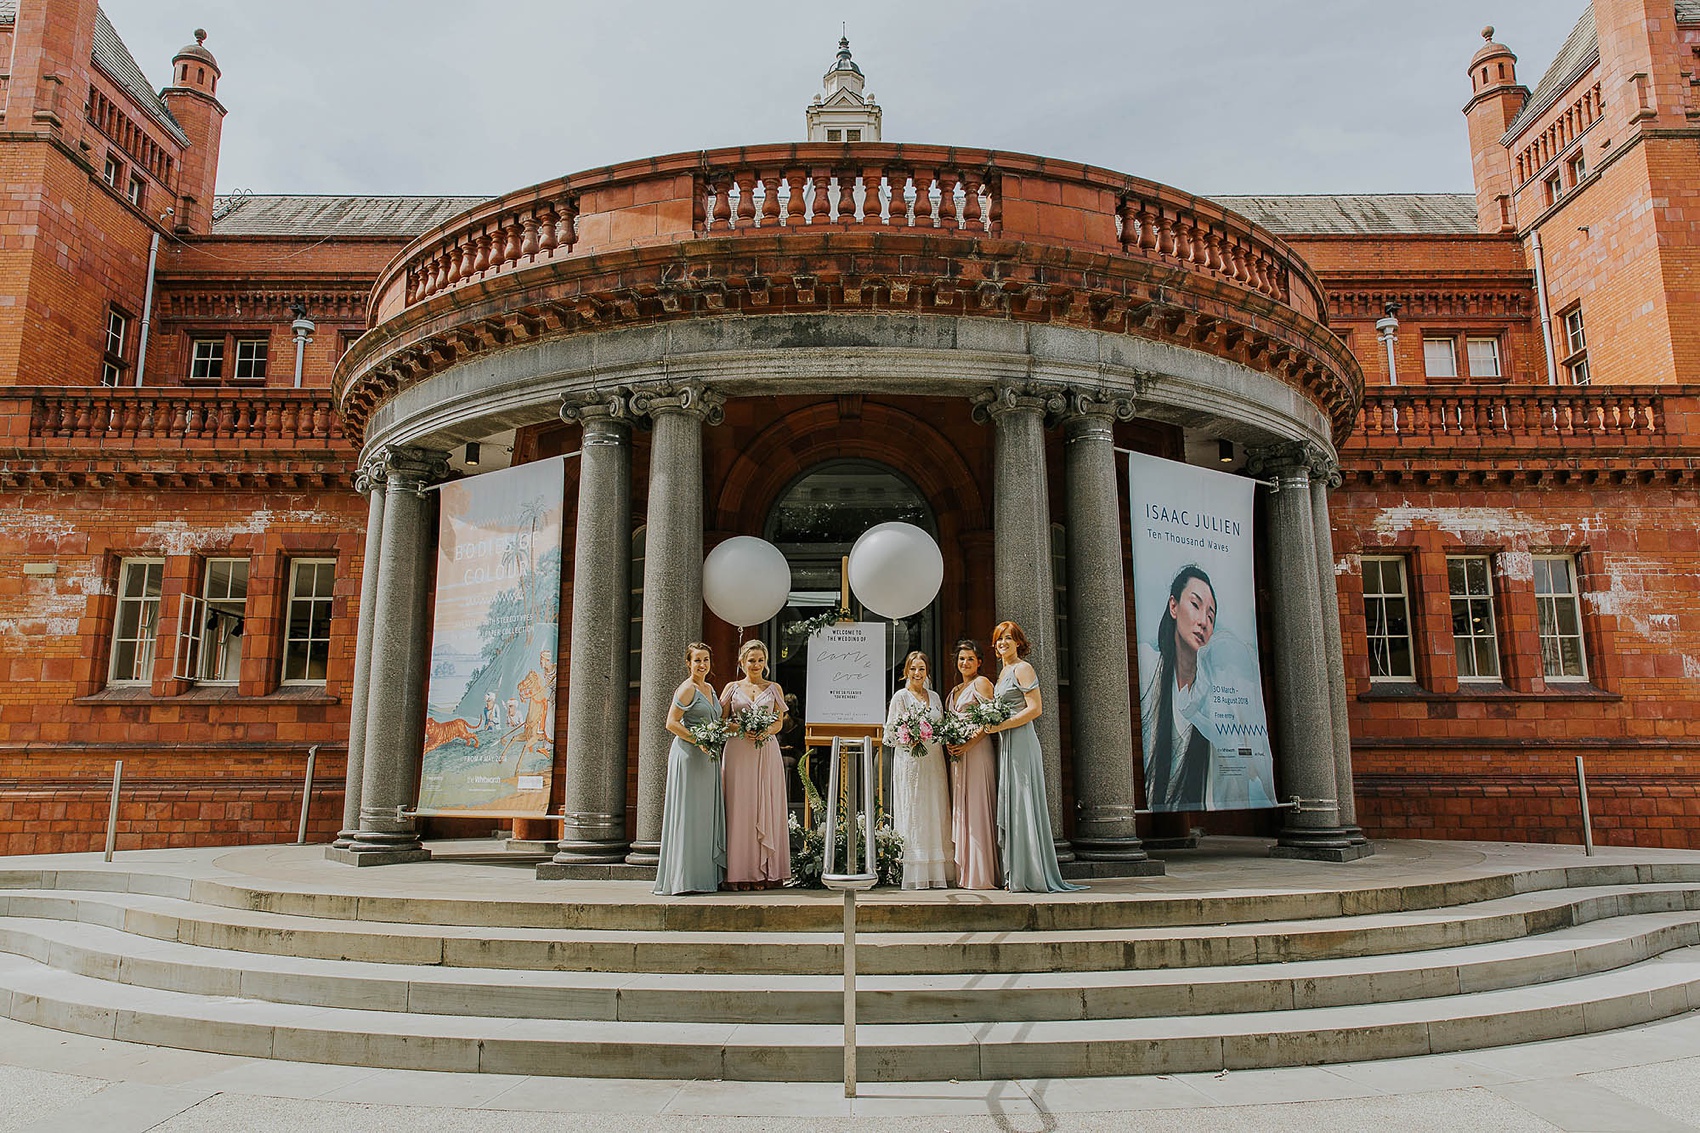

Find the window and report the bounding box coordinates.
[282,559,335,683]
[1534,556,1588,680]
[1447,555,1500,680]
[827,129,842,141]
[629,526,645,688]
[1362,557,1415,681]
[1545,173,1564,206]
[1562,307,1590,385]
[1423,338,1458,379]
[232,338,269,382]
[102,307,129,386]
[1567,152,1587,186]
[1466,337,1501,378]
[126,174,144,208]
[103,154,121,187]
[182,557,248,683]
[189,338,225,380]
[1051,523,1069,686]
[847,129,862,141]
[109,559,164,685]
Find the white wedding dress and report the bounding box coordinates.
[885,687,957,889]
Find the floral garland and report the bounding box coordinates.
[785,608,854,640]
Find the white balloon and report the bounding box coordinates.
[702,537,791,627]
[847,522,944,619]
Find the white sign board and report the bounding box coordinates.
[804,621,888,728]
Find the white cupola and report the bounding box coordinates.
[805,37,882,143]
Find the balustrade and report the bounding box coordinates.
[1354,387,1666,445]
[22,388,343,447]
[696,164,997,233]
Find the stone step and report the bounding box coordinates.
[0,944,1696,1080]
[0,908,1697,1025]
[4,883,1698,975]
[7,859,1699,933]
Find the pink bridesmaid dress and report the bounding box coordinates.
[949,683,1001,890]
[720,682,792,887]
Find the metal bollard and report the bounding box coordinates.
[103,760,123,863]
[1576,755,1595,856]
[294,746,319,845]
[822,736,877,1098]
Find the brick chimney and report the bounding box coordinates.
[1,0,98,145]
[1463,26,1527,235]
[160,30,226,235]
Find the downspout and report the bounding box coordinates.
[133,231,160,387]
[1531,229,1559,385]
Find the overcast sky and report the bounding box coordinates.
[100,1,1584,199]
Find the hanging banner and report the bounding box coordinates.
[417,457,564,816]
[1128,452,1276,812]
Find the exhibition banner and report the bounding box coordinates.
[1128,452,1276,812]
[417,457,564,816]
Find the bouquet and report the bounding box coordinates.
[889,703,941,757]
[966,698,1013,729]
[936,711,980,750]
[684,717,736,760]
[735,704,780,741]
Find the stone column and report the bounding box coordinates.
[1253,443,1360,862]
[625,383,723,866]
[330,457,387,851]
[1309,458,1370,850]
[551,392,634,865]
[1059,393,1153,865]
[338,446,450,866]
[976,385,1071,861]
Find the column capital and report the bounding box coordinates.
[373,445,450,496]
[1057,388,1137,435]
[560,389,631,431]
[627,381,726,425]
[971,382,1069,424]
[1247,439,1330,484]
[354,454,387,495]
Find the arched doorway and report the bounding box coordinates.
[763,459,940,728]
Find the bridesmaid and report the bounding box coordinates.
[983,620,1086,893]
[719,639,791,890]
[885,651,955,889]
[653,642,726,896]
[944,639,999,890]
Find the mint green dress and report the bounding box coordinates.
[653,687,727,895]
[994,668,1087,893]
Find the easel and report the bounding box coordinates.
[802,558,886,828]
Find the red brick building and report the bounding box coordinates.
[0,1,1695,859]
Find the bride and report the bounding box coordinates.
[885,650,956,889]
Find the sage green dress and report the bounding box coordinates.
[653,687,727,895]
[994,668,1087,893]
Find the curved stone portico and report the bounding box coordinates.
[330,143,1369,870]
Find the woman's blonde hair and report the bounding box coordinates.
[902,650,930,678]
[737,639,769,670]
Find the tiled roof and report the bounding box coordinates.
[209,195,491,237]
[0,2,189,146]
[1503,7,1599,140]
[1209,194,1479,236]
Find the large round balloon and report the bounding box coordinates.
[847,522,944,619]
[702,537,791,627]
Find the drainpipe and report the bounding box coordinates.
[1375,300,1401,386]
[1531,230,1559,385]
[133,231,160,387]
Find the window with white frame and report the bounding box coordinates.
[1422,338,1458,379]
[102,307,129,386]
[1466,337,1501,378]
[1424,335,1503,381]
[126,174,145,208]
[198,558,248,683]
[1534,555,1588,680]
[189,338,224,381]
[1362,556,1415,681]
[109,558,164,685]
[282,559,335,683]
[103,154,122,187]
[232,337,269,381]
[1448,555,1500,680]
[1562,307,1589,385]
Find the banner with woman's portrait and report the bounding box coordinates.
[416,457,565,816]
[1128,452,1276,812]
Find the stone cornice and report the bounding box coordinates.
[337,234,1363,446]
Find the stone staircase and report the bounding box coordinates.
[0,849,1698,1081]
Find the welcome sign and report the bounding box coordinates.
[803,621,888,728]
[1128,452,1276,812]
[416,457,565,816]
